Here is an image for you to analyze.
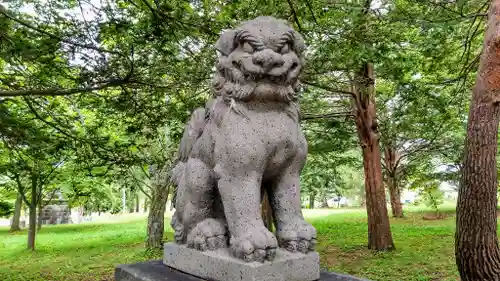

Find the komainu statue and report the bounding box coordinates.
[170,16,316,263]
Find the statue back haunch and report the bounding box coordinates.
[170,16,316,263]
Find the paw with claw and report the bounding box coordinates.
[186,219,228,251]
[277,220,317,254]
[230,226,278,262]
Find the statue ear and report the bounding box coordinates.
[215,29,238,56]
[291,30,306,54]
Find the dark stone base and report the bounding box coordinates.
[115,260,371,281]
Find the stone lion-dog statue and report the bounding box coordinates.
[170,16,316,263]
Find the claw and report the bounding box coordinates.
[298,239,309,253]
[286,240,298,252]
[277,220,317,254]
[309,238,317,251]
[244,253,254,262]
[216,235,227,248]
[199,242,208,251]
[265,248,276,261]
[207,237,218,250]
[230,227,278,263]
[254,249,266,262]
[241,240,254,255]
[185,219,228,252]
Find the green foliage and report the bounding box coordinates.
[420,181,445,215]
[0,200,13,218]
[301,149,362,207]
[0,0,487,231]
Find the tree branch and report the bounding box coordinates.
[13,173,30,206]
[127,167,153,199]
[40,189,58,209]
[0,78,132,97]
[301,111,353,120]
[286,0,303,32]
[305,0,318,24]
[0,7,125,57]
[302,80,355,97]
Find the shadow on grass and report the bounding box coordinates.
[6,217,172,235]
[0,227,12,235]
[2,230,174,259]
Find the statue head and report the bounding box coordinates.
[213,16,306,103]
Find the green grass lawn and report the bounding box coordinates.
[0,206,460,281]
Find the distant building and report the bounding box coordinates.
[401,189,419,204]
[39,190,72,225]
[440,182,458,201]
[401,182,458,204]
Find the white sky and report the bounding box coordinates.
[0,0,100,19]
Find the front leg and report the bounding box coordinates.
[180,158,228,249]
[215,166,278,262]
[269,141,317,254]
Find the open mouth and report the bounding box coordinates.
[243,73,288,84]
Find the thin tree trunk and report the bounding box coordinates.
[37,200,43,232]
[27,175,37,250]
[122,188,126,213]
[321,196,329,208]
[387,177,403,218]
[309,193,315,209]
[146,165,170,249]
[456,2,500,279]
[353,63,394,251]
[146,189,168,249]
[10,193,22,232]
[384,144,403,218]
[128,192,134,213]
[135,194,140,213]
[359,189,366,208]
[143,198,148,213]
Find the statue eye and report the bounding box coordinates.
[279,44,290,54]
[243,42,254,53]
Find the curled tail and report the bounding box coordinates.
[170,106,208,209]
[170,106,209,243]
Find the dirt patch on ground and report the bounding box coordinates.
[319,244,370,269]
[422,213,449,220]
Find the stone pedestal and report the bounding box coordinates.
[115,260,371,281]
[163,242,320,281]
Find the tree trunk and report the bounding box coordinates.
[387,179,403,218]
[384,144,403,218]
[27,175,37,250]
[359,188,366,208]
[146,190,168,249]
[456,2,500,279]
[309,193,315,209]
[135,194,140,213]
[10,193,22,232]
[321,196,329,208]
[146,165,170,249]
[143,198,148,213]
[353,63,394,251]
[122,188,126,213]
[37,201,43,232]
[128,195,134,213]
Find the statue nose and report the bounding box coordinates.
[252,50,284,71]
